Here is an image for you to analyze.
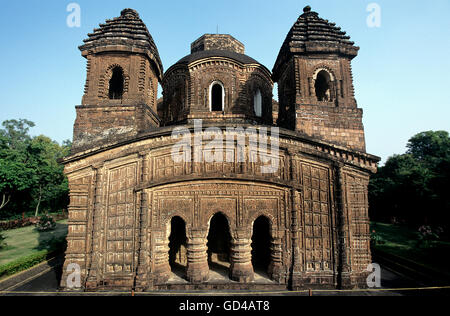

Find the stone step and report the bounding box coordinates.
[154,283,288,292]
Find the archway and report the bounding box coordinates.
[109,67,124,100]
[251,216,272,274]
[168,216,187,278]
[254,89,262,117]
[210,82,224,112]
[207,213,232,277]
[315,70,332,102]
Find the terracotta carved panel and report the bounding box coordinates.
[105,162,138,276]
[344,172,371,273]
[300,162,333,272]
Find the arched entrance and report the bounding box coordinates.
[168,216,187,278]
[251,216,272,275]
[207,213,232,278]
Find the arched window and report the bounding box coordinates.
[210,82,224,112]
[109,67,124,100]
[254,89,262,117]
[315,70,332,102]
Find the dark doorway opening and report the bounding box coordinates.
[168,216,187,277]
[109,67,124,100]
[207,213,232,278]
[251,216,272,273]
[211,84,223,111]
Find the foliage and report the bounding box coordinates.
[0,212,67,230]
[0,250,49,279]
[416,225,443,249]
[369,131,450,238]
[0,119,71,220]
[370,229,385,246]
[36,214,57,232]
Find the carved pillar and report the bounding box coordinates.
[268,230,283,282]
[186,228,209,283]
[335,165,352,288]
[230,228,254,283]
[134,154,151,291]
[134,191,150,291]
[309,77,315,98]
[85,165,103,290]
[290,189,303,288]
[152,229,171,284]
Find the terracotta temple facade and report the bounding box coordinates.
[60,7,380,292]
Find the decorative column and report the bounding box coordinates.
[152,229,171,284]
[308,77,315,98]
[335,165,352,288]
[134,191,150,291]
[134,154,151,291]
[85,165,103,290]
[186,228,209,283]
[230,228,254,283]
[290,189,303,288]
[268,231,284,283]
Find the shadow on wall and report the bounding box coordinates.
[35,221,68,286]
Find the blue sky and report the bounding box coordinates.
[0,0,449,163]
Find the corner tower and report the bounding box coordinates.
[72,9,163,153]
[273,6,365,152]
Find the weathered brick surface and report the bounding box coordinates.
[191,34,245,54]
[60,7,380,292]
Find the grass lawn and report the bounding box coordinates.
[371,222,450,277]
[0,220,68,267]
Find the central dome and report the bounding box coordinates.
[160,34,273,126]
[175,34,261,66]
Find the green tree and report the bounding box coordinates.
[27,136,67,216]
[369,131,450,237]
[0,119,70,219]
[407,131,450,164]
[0,119,35,151]
[0,121,35,212]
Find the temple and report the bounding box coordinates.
[60,7,380,292]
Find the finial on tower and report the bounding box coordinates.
[303,5,311,13]
[121,8,140,19]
